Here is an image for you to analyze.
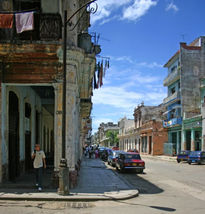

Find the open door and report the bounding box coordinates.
[8,91,20,181]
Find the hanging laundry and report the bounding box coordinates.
[97,62,101,88]
[93,71,98,89]
[100,61,103,87]
[0,14,13,28]
[15,11,34,34]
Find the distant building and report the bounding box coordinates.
[98,122,119,147]
[118,117,135,151]
[134,103,167,155]
[118,103,167,155]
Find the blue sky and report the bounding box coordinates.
[89,0,205,133]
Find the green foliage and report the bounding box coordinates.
[106,130,119,146]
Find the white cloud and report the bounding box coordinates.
[91,0,158,24]
[166,2,179,12]
[111,55,162,68]
[137,61,163,68]
[92,117,114,128]
[93,86,142,109]
[122,0,157,21]
[91,0,130,24]
[93,85,166,110]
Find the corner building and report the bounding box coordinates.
[0,0,99,187]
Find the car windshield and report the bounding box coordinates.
[180,151,189,155]
[190,151,201,156]
[125,154,141,160]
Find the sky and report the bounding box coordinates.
[89,0,205,133]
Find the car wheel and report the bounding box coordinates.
[188,162,191,165]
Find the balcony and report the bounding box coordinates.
[163,91,181,105]
[163,117,182,128]
[163,67,180,86]
[0,13,62,42]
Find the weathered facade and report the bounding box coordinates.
[163,36,205,155]
[118,103,167,155]
[134,103,167,155]
[0,0,99,186]
[118,117,135,151]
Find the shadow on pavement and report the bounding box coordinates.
[110,167,164,194]
[114,200,176,212]
[0,168,56,194]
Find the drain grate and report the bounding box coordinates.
[67,202,93,209]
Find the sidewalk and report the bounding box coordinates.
[0,158,138,201]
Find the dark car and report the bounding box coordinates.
[115,152,145,173]
[188,151,205,165]
[108,150,123,167]
[176,150,191,163]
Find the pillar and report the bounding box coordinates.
[191,129,195,151]
[53,83,63,171]
[176,131,180,154]
[181,130,186,150]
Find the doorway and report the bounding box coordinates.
[186,131,191,150]
[8,91,20,181]
[25,103,32,171]
[149,136,152,154]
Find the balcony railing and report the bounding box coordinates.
[163,117,182,128]
[0,13,62,42]
[163,91,181,105]
[163,68,180,86]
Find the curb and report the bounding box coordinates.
[0,189,139,201]
[141,155,176,162]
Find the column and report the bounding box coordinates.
[181,130,186,150]
[53,83,63,170]
[191,129,195,151]
[176,131,180,154]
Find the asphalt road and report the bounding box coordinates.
[0,157,205,214]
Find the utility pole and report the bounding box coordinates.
[58,0,97,195]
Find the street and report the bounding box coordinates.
[0,157,205,214]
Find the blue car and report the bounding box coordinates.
[108,150,124,167]
[188,151,205,165]
[176,150,190,163]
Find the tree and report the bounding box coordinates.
[106,130,119,147]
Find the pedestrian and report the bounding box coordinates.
[31,144,46,192]
[89,146,92,159]
[95,149,99,159]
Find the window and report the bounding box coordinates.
[170,109,176,119]
[171,87,175,94]
[171,65,177,72]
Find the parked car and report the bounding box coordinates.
[101,148,112,162]
[98,147,106,158]
[176,150,190,163]
[116,152,145,173]
[108,150,123,167]
[188,151,205,165]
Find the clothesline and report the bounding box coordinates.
[0,8,38,14]
[96,55,110,60]
[0,11,34,33]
